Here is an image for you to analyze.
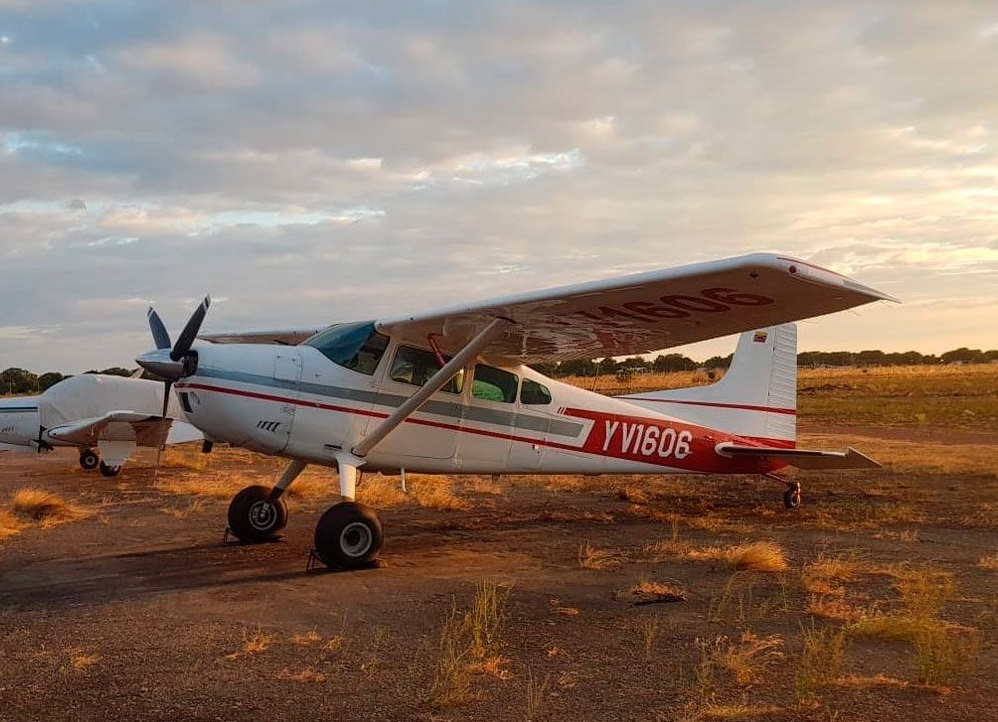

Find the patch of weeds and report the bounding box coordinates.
[291,629,322,646]
[793,623,847,706]
[578,540,623,570]
[524,667,550,722]
[427,579,513,708]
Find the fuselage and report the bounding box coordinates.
[174,329,789,477]
[0,397,41,448]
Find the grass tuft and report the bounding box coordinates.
[578,540,623,570]
[724,541,788,573]
[794,624,847,705]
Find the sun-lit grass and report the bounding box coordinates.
[277,667,327,683]
[724,541,788,573]
[8,487,89,527]
[427,579,512,708]
[563,363,998,430]
[0,509,25,540]
[794,624,848,705]
[978,554,998,570]
[240,626,275,656]
[67,649,101,671]
[290,629,322,646]
[578,540,623,570]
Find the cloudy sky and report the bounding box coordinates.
[1,0,996,374]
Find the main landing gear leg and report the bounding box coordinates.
[226,460,304,542]
[764,473,802,510]
[312,453,383,570]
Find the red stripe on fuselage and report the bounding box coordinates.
[179,381,791,472]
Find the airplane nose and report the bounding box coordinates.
[135,348,185,380]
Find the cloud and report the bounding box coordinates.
[0,0,996,372]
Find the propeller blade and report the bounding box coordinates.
[147,307,172,350]
[170,296,211,362]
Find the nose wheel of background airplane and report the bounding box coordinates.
[79,448,99,471]
[98,461,121,477]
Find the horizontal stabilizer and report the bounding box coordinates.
[715,443,881,470]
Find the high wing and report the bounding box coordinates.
[376,253,895,362]
[715,443,882,470]
[46,412,202,466]
[194,253,894,361]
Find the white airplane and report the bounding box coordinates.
[136,253,894,570]
[0,373,202,475]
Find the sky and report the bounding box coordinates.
[1,0,996,374]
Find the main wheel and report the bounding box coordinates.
[80,449,99,471]
[783,484,802,510]
[99,461,121,477]
[227,485,288,542]
[313,502,383,570]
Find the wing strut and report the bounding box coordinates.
[351,317,512,459]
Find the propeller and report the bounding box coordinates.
[139,297,211,476]
[138,296,211,420]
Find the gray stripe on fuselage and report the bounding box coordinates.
[195,367,583,438]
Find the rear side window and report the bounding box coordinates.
[472,365,518,403]
[389,346,463,393]
[520,378,552,405]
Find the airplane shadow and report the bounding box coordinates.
[0,537,371,612]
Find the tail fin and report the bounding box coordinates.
[620,324,797,444]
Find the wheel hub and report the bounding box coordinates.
[248,500,277,531]
[339,521,373,558]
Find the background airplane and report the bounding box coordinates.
[0,373,202,475]
[136,253,894,569]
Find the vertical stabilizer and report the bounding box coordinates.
[620,324,797,444]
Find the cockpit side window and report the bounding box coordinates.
[304,322,389,375]
[389,346,463,393]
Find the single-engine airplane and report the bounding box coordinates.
[136,253,894,570]
[0,373,202,475]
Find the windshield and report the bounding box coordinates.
[304,322,389,375]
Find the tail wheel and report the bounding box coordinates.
[313,502,383,570]
[80,449,99,471]
[98,461,121,477]
[227,485,288,542]
[783,483,802,510]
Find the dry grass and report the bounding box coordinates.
[978,554,998,570]
[698,702,787,719]
[524,668,550,722]
[578,540,623,570]
[0,509,26,540]
[241,626,275,656]
[8,487,89,527]
[626,578,687,605]
[793,624,848,705]
[845,569,980,686]
[723,541,788,573]
[291,629,322,646]
[277,667,327,683]
[67,649,101,671]
[427,579,512,708]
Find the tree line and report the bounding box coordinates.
[2,345,996,394]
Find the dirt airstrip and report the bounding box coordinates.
[1,424,996,722]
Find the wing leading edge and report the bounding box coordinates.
[377,253,895,362]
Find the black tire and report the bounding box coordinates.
[99,461,121,477]
[227,485,288,543]
[80,449,99,471]
[313,502,383,570]
[783,486,802,510]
